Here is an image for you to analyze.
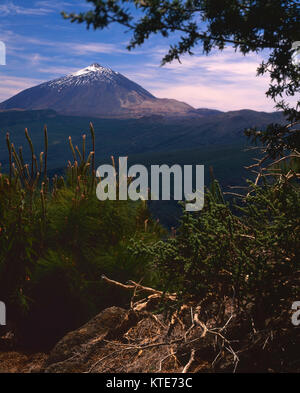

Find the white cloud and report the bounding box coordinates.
[34,1,72,8]
[35,1,90,10]
[65,42,127,55]
[37,65,79,75]
[151,82,273,112]
[0,1,53,16]
[0,30,127,56]
[0,0,90,18]
[119,48,276,111]
[0,75,44,102]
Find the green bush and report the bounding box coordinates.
[0,126,163,348]
[132,177,300,328]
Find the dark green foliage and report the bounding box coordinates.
[132,176,300,328]
[245,122,300,159]
[0,126,163,348]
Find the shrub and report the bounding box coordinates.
[0,125,163,348]
[132,177,300,328]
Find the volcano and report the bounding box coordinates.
[0,63,194,118]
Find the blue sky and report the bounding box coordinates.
[0,0,280,111]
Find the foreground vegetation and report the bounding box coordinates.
[0,125,163,347]
[0,112,298,371]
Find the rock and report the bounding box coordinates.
[43,306,128,373]
[0,351,47,373]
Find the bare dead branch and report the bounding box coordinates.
[182,348,195,373]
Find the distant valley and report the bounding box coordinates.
[0,108,283,168]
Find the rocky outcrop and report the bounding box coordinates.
[43,306,139,373]
[1,302,298,373]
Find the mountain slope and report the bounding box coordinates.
[0,64,193,118]
[0,108,283,171]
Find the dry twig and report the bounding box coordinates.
[182,349,195,373]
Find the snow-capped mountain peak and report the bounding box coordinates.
[71,63,117,77]
[46,63,120,90]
